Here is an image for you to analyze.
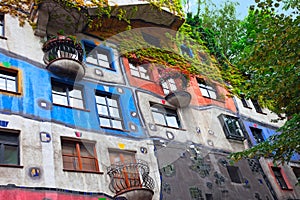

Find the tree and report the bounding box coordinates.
[228,0,300,165]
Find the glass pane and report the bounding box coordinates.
[68,89,82,98]
[107,98,118,107]
[80,143,94,157]
[52,84,67,94]
[63,156,78,170]
[140,72,150,80]
[112,120,122,129]
[109,107,120,118]
[152,112,166,126]
[97,105,108,116]
[81,157,96,171]
[98,60,110,68]
[200,87,210,97]
[209,91,217,99]
[3,145,18,165]
[6,79,16,92]
[52,94,68,106]
[0,78,5,90]
[97,53,108,61]
[129,63,136,70]
[86,56,98,65]
[62,142,77,155]
[69,98,84,109]
[130,69,140,77]
[166,115,179,128]
[100,117,111,127]
[0,133,18,143]
[96,95,106,104]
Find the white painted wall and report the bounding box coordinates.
[0,113,161,199]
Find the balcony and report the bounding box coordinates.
[42,37,85,80]
[165,90,192,108]
[107,159,155,200]
[33,1,184,39]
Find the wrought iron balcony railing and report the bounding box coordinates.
[107,159,155,195]
[42,37,85,80]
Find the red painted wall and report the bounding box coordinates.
[0,189,111,200]
[123,57,236,112]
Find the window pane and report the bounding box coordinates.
[98,53,108,61]
[0,78,6,90]
[69,98,84,109]
[200,87,210,97]
[52,94,68,106]
[86,56,98,65]
[6,79,16,92]
[109,107,120,118]
[166,115,179,128]
[62,142,77,155]
[3,145,18,165]
[95,95,106,104]
[130,69,140,77]
[68,89,82,98]
[100,117,110,127]
[63,156,78,170]
[97,105,108,116]
[98,60,110,68]
[112,120,122,129]
[152,112,166,126]
[81,157,96,171]
[107,98,117,107]
[80,143,94,157]
[209,90,217,99]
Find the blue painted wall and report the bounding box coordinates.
[242,120,299,162]
[0,53,145,138]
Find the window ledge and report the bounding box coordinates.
[226,136,245,142]
[0,164,23,168]
[256,111,268,115]
[243,106,252,109]
[100,126,130,132]
[52,103,90,112]
[0,89,22,96]
[0,36,7,40]
[202,96,225,103]
[63,169,104,174]
[131,75,153,82]
[155,124,186,131]
[86,63,116,72]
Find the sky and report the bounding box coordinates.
[187,0,293,19]
[187,0,256,19]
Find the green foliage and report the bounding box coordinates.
[228,0,300,166]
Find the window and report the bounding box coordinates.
[51,80,84,109]
[61,138,99,172]
[252,99,263,113]
[161,78,177,95]
[292,167,300,181]
[84,42,112,69]
[180,44,193,58]
[227,166,243,183]
[219,114,244,140]
[95,92,123,129]
[109,150,140,189]
[250,127,265,144]
[271,167,289,190]
[197,79,217,99]
[150,103,181,128]
[129,62,150,80]
[0,68,18,93]
[0,130,19,165]
[0,14,4,37]
[241,97,251,108]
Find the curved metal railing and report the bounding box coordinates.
[107,159,155,194]
[42,38,83,65]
